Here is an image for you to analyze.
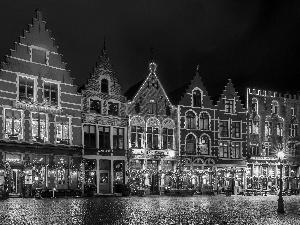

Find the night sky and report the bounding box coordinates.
[1,1,300,99]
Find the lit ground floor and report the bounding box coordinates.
[1,195,300,224]
[83,149,127,194]
[0,141,82,197]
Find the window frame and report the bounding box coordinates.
[186,111,196,129]
[108,101,119,116]
[55,117,70,145]
[146,127,159,149]
[225,99,234,113]
[162,128,174,149]
[90,99,102,114]
[192,89,202,107]
[113,127,124,150]
[101,79,109,93]
[99,126,111,149]
[43,80,59,106]
[199,112,210,130]
[18,75,35,102]
[219,141,229,158]
[131,126,143,148]
[219,120,229,137]
[83,124,96,148]
[232,121,241,138]
[4,109,23,140]
[31,112,48,143]
[231,142,241,159]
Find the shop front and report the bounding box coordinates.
[84,152,126,195]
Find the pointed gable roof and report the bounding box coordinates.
[178,69,214,108]
[82,43,123,96]
[127,61,172,107]
[217,79,245,110]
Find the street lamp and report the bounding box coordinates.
[277,151,285,213]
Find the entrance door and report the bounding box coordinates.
[99,170,109,194]
[10,169,21,194]
[150,174,159,194]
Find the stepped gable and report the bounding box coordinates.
[216,79,245,111]
[1,10,74,84]
[84,45,124,98]
[178,69,214,108]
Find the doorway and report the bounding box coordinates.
[10,169,21,194]
[99,170,109,194]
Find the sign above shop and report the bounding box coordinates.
[14,101,63,115]
[251,156,277,161]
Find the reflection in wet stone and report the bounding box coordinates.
[0,196,300,224]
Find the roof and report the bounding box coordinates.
[124,79,145,101]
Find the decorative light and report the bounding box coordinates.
[277,151,284,160]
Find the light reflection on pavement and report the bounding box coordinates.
[0,195,299,224]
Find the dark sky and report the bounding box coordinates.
[1,1,300,98]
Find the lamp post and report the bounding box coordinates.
[277,151,285,213]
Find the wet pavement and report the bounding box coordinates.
[0,195,300,224]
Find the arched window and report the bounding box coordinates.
[198,135,209,155]
[199,112,209,130]
[186,111,196,129]
[252,98,258,113]
[192,90,201,107]
[253,115,259,134]
[186,134,196,155]
[272,101,279,114]
[101,79,108,93]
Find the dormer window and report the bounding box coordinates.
[225,99,234,113]
[44,81,58,105]
[90,99,101,114]
[19,76,34,102]
[272,101,279,114]
[101,79,108,93]
[192,90,201,107]
[252,98,258,113]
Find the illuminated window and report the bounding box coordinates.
[186,134,196,154]
[291,107,295,117]
[108,102,119,116]
[32,113,47,143]
[131,126,143,148]
[84,125,96,148]
[162,128,173,149]
[90,99,101,114]
[99,126,110,149]
[272,101,279,114]
[19,76,34,102]
[43,81,58,105]
[232,142,240,159]
[101,79,108,93]
[113,128,124,150]
[252,98,258,112]
[199,112,209,130]
[265,121,272,139]
[219,121,229,137]
[289,123,298,137]
[56,119,69,144]
[147,127,159,149]
[192,90,201,107]
[251,144,259,156]
[199,135,209,155]
[5,109,22,140]
[232,122,241,138]
[277,122,283,137]
[219,141,229,158]
[186,111,196,129]
[148,102,157,114]
[225,100,234,113]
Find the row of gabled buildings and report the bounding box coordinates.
[0,11,299,197]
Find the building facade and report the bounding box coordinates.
[125,60,178,194]
[247,88,300,191]
[175,71,247,194]
[79,46,128,194]
[0,11,82,197]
